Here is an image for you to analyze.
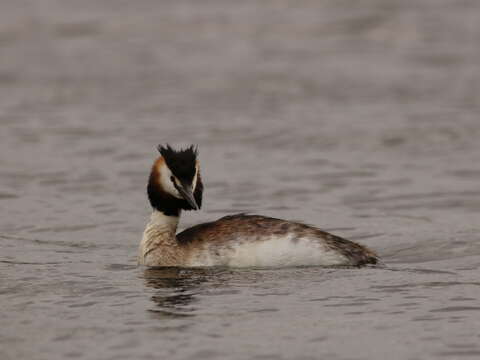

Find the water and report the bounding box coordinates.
[1,1,480,359]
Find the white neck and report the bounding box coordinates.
[138,210,180,265]
[148,210,180,231]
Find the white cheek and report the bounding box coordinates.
[192,164,199,190]
[159,163,182,199]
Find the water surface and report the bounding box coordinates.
[1,1,480,359]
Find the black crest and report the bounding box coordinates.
[158,144,198,183]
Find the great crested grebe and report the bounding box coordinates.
[138,145,379,267]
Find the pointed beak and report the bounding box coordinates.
[177,182,199,210]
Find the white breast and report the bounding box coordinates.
[187,234,349,267]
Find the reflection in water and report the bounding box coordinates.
[142,267,212,317]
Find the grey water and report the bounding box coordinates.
[1,1,480,359]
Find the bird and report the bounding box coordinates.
[138,144,379,268]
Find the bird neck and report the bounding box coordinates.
[138,210,180,265]
[147,210,180,233]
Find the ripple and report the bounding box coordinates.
[430,306,480,313]
[191,350,225,359]
[32,224,98,233]
[147,309,195,319]
[68,302,97,308]
[54,21,102,38]
[372,281,480,291]
[324,302,371,307]
[436,351,480,357]
[449,170,480,179]
[0,234,98,249]
[0,193,18,199]
[412,316,442,322]
[309,296,355,302]
[104,264,137,271]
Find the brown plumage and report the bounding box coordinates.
[177,214,378,266]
